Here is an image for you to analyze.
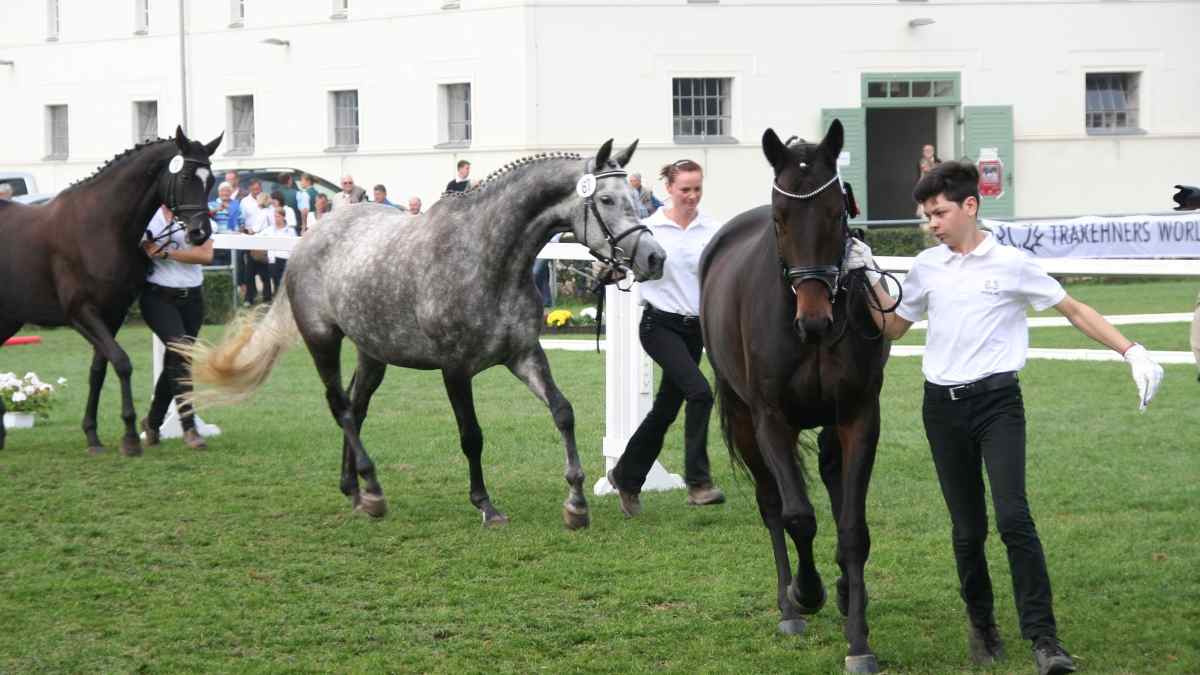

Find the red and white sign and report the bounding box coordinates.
[977,148,1004,198]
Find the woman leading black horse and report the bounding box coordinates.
[606,159,726,516]
[140,204,213,449]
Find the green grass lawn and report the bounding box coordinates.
[1,316,1197,673]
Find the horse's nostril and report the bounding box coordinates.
[648,252,664,274]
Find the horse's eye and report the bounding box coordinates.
[599,195,614,206]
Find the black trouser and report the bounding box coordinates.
[270,257,288,291]
[922,379,1057,641]
[245,257,272,304]
[612,307,714,491]
[140,285,204,432]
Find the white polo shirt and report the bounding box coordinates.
[639,207,720,316]
[896,233,1066,386]
[144,209,204,289]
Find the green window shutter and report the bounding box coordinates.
[962,105,1015,218]
[821,108,866,222]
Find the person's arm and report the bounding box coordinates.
[141,239,214,264]
[1053,294,1133,353]
[845,238,915,340]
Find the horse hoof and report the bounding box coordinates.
[482,512,509,528]
[777,618,807,636]
[787,580,827,615]
[844,654,879,674]
[120,438,143,457]
[353,492,388,518]
[86,445,108,456]
[562,503,590,530]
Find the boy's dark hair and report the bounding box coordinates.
[456,159,471,170]
[913,160,980,206]
[373,184,387,193]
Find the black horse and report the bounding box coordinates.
[0,126,219,455]
[700,120,891,673]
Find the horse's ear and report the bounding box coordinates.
[819,119,844,166]
[204,132,224,157]
[613,139,638,168]
[594,139,614,169]
[173,125,188,152]
[762,128,787,171]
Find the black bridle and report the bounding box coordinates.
[772,170,852,303]
[580,166,651,286]
[146,155,214,254]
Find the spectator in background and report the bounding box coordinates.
[277,173,301,235]
[244,192,275,305]
[917,144,942,219]
[333,174,367,209]
[445,160,472,193]
[237,179,265,303]
[0,184,13,201]
[265,206,298,292]
[373,184,402,209]
[307,193,331,232]
[225,171,248,201]
[629,172,663,218]
[270,190,298,234]
[207,181,241,266]
[408,196,422,215]
[298,173,319,229]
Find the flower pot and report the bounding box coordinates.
[3,412,35,429]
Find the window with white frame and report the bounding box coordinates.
[331,90,359,148]
[46,105,68,159]
[134,0,149,34]
[230,0,245,27]
[673,77,732,141]
[1086,72,1141,133]
[442,83,472,145]
[227,95,255,153]
[133,101,158,143]
[46,0,61,41]
[331,0,349,19]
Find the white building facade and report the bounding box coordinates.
[1,0,1197,221]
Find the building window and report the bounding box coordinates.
[331,0,348,19]
[331,90,359,148]
[864,76,957,102]
[441,1,461,8]
[46,0,61,41]
[441,83,472,145]
[46,105,68,159]
[673,77,731,141]
[134,0,149,34]
[1086,72,1140,134]
[227,95,255,153]
[134,100,158,143]
[230,0,245,27]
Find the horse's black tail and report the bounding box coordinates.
[712,369,752,481]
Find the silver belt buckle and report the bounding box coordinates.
[948,384,968,401]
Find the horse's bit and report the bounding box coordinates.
[772,169,853,304]
[580,164,651,290]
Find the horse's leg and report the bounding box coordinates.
[834,403,882,674]
[818,426,851,617]
[341,352,388,508]
[306,330,387,517]
[442,371,507,527]
[81,349,110,454]
[753,408,825,618]
[506,347,587,530]
[0,319,24,450]
[69,306,141,457]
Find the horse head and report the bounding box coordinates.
[568,139,665,282]
[159,125,223,245]
[762,120,848,342]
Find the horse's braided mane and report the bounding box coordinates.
[440,151,584,200]
[60,137,175,195]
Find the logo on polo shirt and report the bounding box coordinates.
[982,279,1001,295]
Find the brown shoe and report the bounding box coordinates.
[182,428,208,450]
[686,483,726,506]
[607,469,642,518]
[141,418,160,447]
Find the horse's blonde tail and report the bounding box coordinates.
[174,292,299,409]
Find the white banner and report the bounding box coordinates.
[984,212,1200,258]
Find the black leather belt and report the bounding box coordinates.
[645,305,700,326]
[925,371,1018,402]
[147,283,202,300]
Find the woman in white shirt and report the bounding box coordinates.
[264,206,298,291]
[243,192,275,304]
[607,159,725,517]
[139,204,214,450]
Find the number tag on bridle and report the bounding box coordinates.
[576,174,596,198]
[168,155,185,174]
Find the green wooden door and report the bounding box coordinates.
[821,108,866,223]
[963,105,1015,218]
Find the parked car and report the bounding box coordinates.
[209,167,340,203]
[13,192,56,206]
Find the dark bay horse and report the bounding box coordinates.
[0,127,220,455]
[182,140,664,529]
[700,120,890,673]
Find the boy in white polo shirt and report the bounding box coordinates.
[848,161,1163,675]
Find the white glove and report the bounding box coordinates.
[1122,344,1164,412]
[845,238,881,285]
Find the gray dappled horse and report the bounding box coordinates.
[183,140,664,529]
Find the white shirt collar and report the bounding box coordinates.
[939,230,996,263]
